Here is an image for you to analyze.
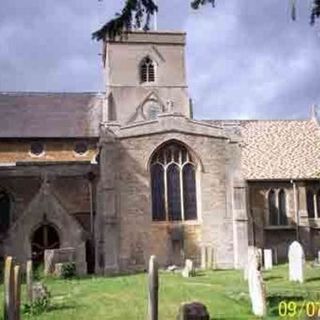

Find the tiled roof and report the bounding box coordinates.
[0,92,103,138]
[204,118,320,180]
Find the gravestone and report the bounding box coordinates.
[26,260,33,303]
[318,251,320,264]
[244,246,260,280]
[4,256,15,320]
[264,249,273,270]
[32,282,50,302]
[177,302,210,320]
[200,246,206,270]
[44,247,86,276]
[182,259,195,278]
[148,255,159,320]
[14,265,21,320]
[288,241,305,283]
[248,249,266,317]
[206,246,213,269]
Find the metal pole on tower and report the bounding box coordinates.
[154,0,158,30]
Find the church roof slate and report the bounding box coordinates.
[205,119,320,180]
[0,92,103,138]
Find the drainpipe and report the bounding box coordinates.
[291,179,299,241]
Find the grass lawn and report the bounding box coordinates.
[0,263,320,319]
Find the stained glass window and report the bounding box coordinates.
[167,164,182,221]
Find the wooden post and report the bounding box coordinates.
[26,260,33,303]
[4,256,15,320]
[148,255,159,320]
[14,265,21,320]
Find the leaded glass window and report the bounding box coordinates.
[150,142,198,221]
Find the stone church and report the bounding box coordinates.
[0,30,319,274]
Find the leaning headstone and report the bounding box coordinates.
[288,241,305,283]
[26,260,33,303]
[14,265,21,320]
[264,249,273,270]
[177,302,210,320]
[182,259,195,278]
[148,255,159,320]
[4,256,15,320]
[248,249,266,317]
[244,246,259,280]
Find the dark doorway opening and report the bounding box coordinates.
[31,224,60,266]
[86,239,95,274]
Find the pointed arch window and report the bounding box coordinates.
[278,189,288,225]
[268,189,278,225]
[268,189,288,226]
[150,142,198,221]
[307,189,315,218]
[140,57,155,83]
[0,191,11,233]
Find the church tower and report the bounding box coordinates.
[103,31,191,124]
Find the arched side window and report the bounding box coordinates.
[317,190,320,218]
[0,191,11,233]
[268,189,278,225]
[150,142,198,222]
[278,189,288,225]
[140,57,155,83]
[307,190,315,218]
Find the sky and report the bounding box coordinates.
[0,0,319,120]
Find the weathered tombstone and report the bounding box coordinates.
[177,302,210,320]
[14,265,21,320]
[318,251,320,264]
[288,241,305,283]
[200,246,206,270]
[32,282,50,302]
[182,259,195,278]
[248,248,266,317]
[148,255,159,320]
[244,246,259,280]
[44,250,55,275]
[26,260,33,303]
[263,249,273,270]
[4,256,15,320]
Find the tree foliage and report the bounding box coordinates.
[92,0,320,41]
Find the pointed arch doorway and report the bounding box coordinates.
[31,224,60,266]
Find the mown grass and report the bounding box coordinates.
[0,263,319,319]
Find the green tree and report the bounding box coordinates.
[92,0,320,41]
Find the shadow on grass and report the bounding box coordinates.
[264,276,283,282]
[47,304,76,313]
[267,294,305,317]
[305,276,320,283]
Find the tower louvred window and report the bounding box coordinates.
[140,57,155,83]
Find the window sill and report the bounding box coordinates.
[151,220,200,226]
[264,225,296,230]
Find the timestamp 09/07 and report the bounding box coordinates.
[278,301,320,318]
